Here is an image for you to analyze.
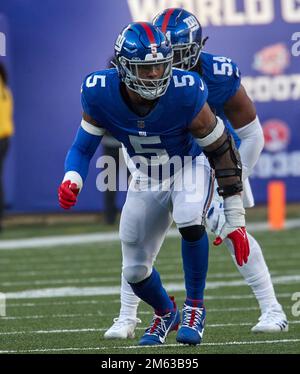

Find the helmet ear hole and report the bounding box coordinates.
[191,44,198,55]
[119,56,127,69]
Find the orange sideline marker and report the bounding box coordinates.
[268,181,286,230]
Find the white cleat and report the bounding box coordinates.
[251,305,288,333]
[104,317,142,339]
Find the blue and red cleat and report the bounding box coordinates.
[176,303,206,345]
[139,297,180,346]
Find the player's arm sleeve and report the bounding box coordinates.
[64,119,105,190]
[223,84,263,179]
[235,116,264,180]
[63,79,106,190]
[187,77,209,125]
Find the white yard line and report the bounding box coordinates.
[6,292,294,308]
[5,270,291,287]
[3,275,300,300]
[0,269,276,286]
[0,306,262,320]
[0,272,252,286]
[0,313,97,320]
[1,219,300,250]
[0,270,246,280]
[0,339,299,353]
[0,267,292,279]
[0,321,299,336]
[0,259,297,278]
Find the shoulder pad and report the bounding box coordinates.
[200,52,240,83]
[171,68,207,106]
[81,69,117,106]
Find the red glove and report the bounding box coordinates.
[214,227,250,266]
[58,180,79,210]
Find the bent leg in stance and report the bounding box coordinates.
[171,156,213,344]
[105,184,173,340]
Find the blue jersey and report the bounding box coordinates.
[198,52,241,147]
[81,68,208,163]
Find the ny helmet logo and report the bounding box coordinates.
[115,33,126,52]
[183,15,200,32]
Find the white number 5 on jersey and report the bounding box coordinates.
[173,75,195,87]
[129,135,169,165]
[86,75,106,88]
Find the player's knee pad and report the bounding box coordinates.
[123,265,150,284]
[179,225,206,242]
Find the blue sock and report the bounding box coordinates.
[181,232,209,308]
[129,268,174,315]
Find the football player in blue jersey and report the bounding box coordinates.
[105,9,288,340]
[59,22,250,346]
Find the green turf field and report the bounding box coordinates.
[0,227,299,354]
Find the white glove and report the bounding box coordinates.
[217,195,245,239]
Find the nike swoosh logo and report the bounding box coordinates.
[199,79,204,91]
[237,228,247,240]
[197,327,205,338]
[159,336,165,344]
